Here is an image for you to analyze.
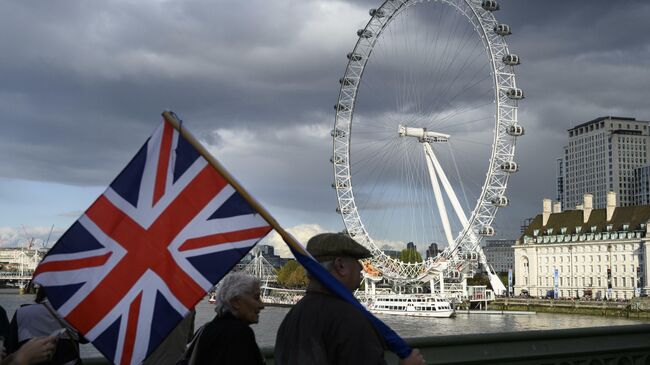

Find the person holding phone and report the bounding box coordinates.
[6,288,86,365]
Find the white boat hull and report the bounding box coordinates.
[371,308,455,318]
[365,294,456,318]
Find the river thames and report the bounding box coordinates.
[1,290,648,359]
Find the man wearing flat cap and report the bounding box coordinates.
[274,233,425,365]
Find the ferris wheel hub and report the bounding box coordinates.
[398,125,450,143]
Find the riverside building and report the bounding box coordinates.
[558,116,650,209]
[514,192,649,300]
[483,240,515,274]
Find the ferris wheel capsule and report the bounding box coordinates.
[336,206,352,214]
[481,0,499,11]
[462,252,479,261]
[507,124,524,136]
[332,181,349,189]
[500,161,519,173]
[339,77,357,86]
[347,52,364,61]
[493,24,511,36]
[479,226,495,236]
[357,29,374,39]
[331,128,346,138]
[334,103,351,112]
[506,88,524,100]
[330,154,347,164]
[502,54,520,65]
[490,195,509,207]
[370,8,387,17]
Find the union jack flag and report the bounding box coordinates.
[33,114,272,364]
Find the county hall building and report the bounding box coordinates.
[514,192,649,300]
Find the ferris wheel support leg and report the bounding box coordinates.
[424,143,469,227]
[423,144,455,247]
[462,275,467,298]
[439,271,445,296]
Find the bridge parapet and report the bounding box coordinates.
[83,324,650,364]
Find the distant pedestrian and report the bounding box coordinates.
[188,273,265,365]
[275,232,426,365]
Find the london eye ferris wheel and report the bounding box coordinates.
[331,0,523,284]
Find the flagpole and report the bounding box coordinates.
[161,111,307,255]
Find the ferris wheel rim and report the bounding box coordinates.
[332,0,521,281]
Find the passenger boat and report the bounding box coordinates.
[366,294,455,318]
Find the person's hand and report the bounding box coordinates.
[399,348,426,365]
[8,336,57,365]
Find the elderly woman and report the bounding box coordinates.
[193,273,266,364]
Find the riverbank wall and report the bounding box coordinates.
[488,297,650,318]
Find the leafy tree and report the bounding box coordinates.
[287,265,308,288]
[277,260,308,288]
[467,273,490,286]
[277,260,299,286]
[399,248,422,263]
[497,272,510,287]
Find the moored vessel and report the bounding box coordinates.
[366,294,455,318]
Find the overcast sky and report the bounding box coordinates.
[2,0,649,257]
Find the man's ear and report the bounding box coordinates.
[333,257,346,275]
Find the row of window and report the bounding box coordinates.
[534,225,643,237]
[538,263,639,274]
[540,255,639,264]
[537,276,639,288]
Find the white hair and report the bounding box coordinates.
[214,273,260,316]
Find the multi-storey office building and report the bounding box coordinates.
[514,193,649,300]
[425,243,440,260]
[635,165,650,205]
[559,116,650,209]
[556,158,564,203]
[483,240,515,274]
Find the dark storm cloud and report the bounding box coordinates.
[0,0,363,185]
[3,0,650,239]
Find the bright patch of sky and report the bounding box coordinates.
[0,178,103,246]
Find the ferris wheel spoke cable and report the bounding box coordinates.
[354,140,408,223]
[447,142,472,214]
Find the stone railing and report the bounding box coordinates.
[83,324,650,364]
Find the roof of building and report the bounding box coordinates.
[568,116,639,132]
[519,205,650,241]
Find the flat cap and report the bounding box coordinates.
[306,233,372,262]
